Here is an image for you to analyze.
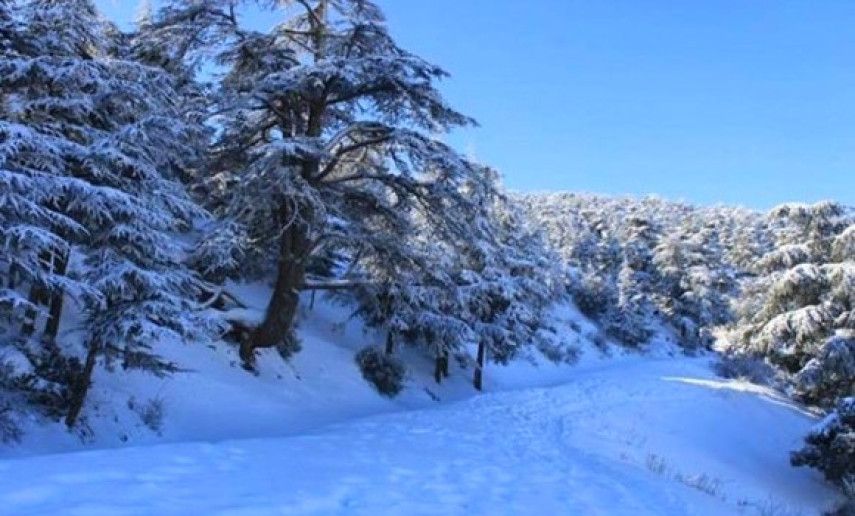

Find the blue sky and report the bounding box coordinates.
[96,1,855,209]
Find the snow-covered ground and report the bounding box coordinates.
[0,294,841,514]
[3,291,607,457]
[0,357,839,515]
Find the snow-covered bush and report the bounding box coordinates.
[601,304,652,347]
[1,341,81,422]
[188,222,249,283]
[128,396,165,435]
[0,363,22,443]
[535,332,581,365]
[791,397,855,485]
[570,272,615,319]
[713,354,777,385]
[795,332,855,407]
[0,406,18,444]
[355,347,406,397]
[586,331,610,352]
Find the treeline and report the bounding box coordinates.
[518,193,755,349]
[522,193,854,493]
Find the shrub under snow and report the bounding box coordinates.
[355,347,407,397]
[791,397,855,485]
[794,333,855,407]
[713,354,777,386]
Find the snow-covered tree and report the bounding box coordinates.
[0,0,16,53]
[795,332,855,408]
[348,183,564,388]
[600,215,659,345]
[519,193,774,350]
[466,195,566,382]
[652,220,734,348]
[727,202,853,406]
[148,0,499,368]
[0,1,97,427]
[1,0,214,427]
[792,396,855,486]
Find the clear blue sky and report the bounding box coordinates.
[97,0,855,209]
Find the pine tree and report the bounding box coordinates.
[599,214,659,346]
[792,396,855,486]
[347,181,565,389]
[150,0,498,368]
[466,194,564,389]
[1,0,214,427]
[652,219,733,348]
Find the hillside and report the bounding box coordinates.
[0,332,838,514]
[0,292,841,514]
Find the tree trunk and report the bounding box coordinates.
[6,259,19,290]
[385,331,394,355]
[43,249,69,343]
[433,349,449,384]
[433,355,443,384]
[20,281,50,337]
[239,15,327,369]
[473,340,486,391]
[65,338,99,428]
[241,213,311,369]
[21,249,67,339]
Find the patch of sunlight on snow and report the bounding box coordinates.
[660,376,816,416]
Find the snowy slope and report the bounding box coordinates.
[3,287,592,454]
[0,356,839,515]
[4,289,602,457]
[0,289,841,514]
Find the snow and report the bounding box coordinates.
[0,358,839,514]
[0,296,840,515]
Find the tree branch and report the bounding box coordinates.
[316,134,391,182]
[301,279,372,291]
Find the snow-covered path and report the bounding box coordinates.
[0,358,838,515]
